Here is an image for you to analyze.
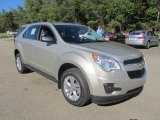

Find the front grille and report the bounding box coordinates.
[127,68,145,79]
[124,57,143,65]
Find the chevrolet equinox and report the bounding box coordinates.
[14,22,147,106]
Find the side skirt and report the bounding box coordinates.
[25,64,59,84]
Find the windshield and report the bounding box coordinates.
[54,25,105,44]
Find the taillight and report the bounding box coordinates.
[125,35,128,39]
[138,36,145,40]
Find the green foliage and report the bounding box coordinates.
[108,20,120,29]
[0,0,160,32]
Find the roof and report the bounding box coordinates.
[21,22,83,27]
[52,22,83,26]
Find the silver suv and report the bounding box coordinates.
[14,22,146,106]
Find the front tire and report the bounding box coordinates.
[61,68,90,107]
[15,53,29,74]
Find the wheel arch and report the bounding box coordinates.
[14,49,20,56]
[58,63,79,89]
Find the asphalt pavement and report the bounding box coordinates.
[0,39,160,120]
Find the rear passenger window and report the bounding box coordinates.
[147,32,151,36]
[23,25,40,40]
[16,27,26,37]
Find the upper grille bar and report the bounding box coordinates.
[124,57,143,65]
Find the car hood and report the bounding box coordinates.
[71,42,143,62]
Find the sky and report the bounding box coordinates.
[0,0,24,11]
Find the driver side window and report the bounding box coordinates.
[39,26,55,41]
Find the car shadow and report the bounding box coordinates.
[127,45,157,50]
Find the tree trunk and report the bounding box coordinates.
[157,11,160,21]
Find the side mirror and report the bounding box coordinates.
[41,36,55,43]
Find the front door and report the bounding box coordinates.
[33,25,58,77]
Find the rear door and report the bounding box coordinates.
[21,25,40,66]
[150,31,158,45]
[146,31,152,44]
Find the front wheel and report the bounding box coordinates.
[61,68,90,106]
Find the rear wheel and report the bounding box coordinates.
[15,53,30,73]
[61,68,90,106]
[145,41,150,49]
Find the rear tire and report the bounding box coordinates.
[61,68,90,107]
[145,41,150,49]
[15,53,30,74]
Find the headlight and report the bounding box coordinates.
[92,54,121,72]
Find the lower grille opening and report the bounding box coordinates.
[127,68,145,79]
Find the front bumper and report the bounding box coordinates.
[85,56,146,98]
[91,86,143,104]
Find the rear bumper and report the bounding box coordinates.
[125,40,145,46]
[91,86,143,104]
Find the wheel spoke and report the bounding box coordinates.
[69,76,75,86]
[16,57,22,70]
[63,75,81,102]
[64,79,71,88]
[73,90,79,101]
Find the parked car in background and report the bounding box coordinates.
[105,32,125,44]
[125,30,159,49]
[114,33,126,44]
[104,32,115,41]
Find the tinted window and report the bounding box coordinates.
[130,31,145,35]
[23,25,40,40]
[39,26,55,40]
[16,27,26,37]
[54,25,104,44]
[147,31,151,36]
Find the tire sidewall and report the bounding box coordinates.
[146,41,150,49]
[15,53,25,73]
[61,68,90,106]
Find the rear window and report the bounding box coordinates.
[129,31,145,35]
[16,27,26,37]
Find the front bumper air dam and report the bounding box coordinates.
[91,86,143,105]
